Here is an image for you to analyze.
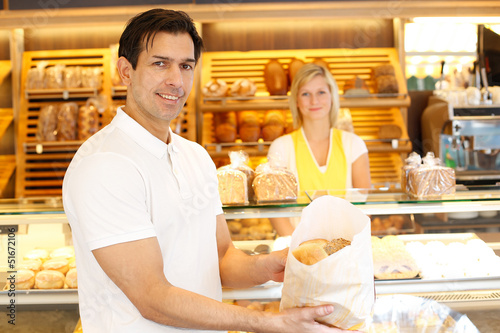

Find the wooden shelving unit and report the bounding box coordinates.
[16,48,112,197]
[198,48,411,187]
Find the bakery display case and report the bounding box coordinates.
[1,187,500,314]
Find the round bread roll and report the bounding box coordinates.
[24,249,49,262]
[227,221,242,234]
[35,270,65,289]
[262,125,284,142]
[69,258,77,269]
[17,259,43,273]
[50,246,75,260]
[42,258,70,275]
[215,123,237,143]
[292,239,329,265]
[11,269,36,290]
[65,268,78,289]
[239,125,261,142]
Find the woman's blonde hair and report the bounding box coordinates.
[289,62,340,129]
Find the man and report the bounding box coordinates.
[63,8,353,333]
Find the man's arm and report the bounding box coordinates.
[92,220,357,333]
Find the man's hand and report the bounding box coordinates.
[262,248,288,283]
[263,304,362,333]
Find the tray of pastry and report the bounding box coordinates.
[370,214,415,236]
[395,233,500,280]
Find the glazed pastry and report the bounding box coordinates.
[42,258,70,275]
[24,249,50,262]
[11,269,36,290]
[35,270,65,289]
[65,268,78,289]
[49,246,75,261]
[17,259,43,273]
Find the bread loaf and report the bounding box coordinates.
[36,104,59,141]
[264,60,288,96]
[373,64,395,77]
[57,102,79,141]
[253,168,298,202]
[78,104,100,140]
[288,58,305,85]
[407,166,456,198]
[375,75,399,94]
[378,124,402,139]
[217,168,248,205]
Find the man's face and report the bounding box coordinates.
[123,31,195,135]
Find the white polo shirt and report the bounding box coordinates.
[63,108,224,333]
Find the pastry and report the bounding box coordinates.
[24,249,50,262]
[17,259,43,273]
[10,269,36,290]
[42,257,70,275]
[264,59,288,95]
[65,268,78,289]
[50,246,75,260]
[35,270,65,289]
[217,168,248,205]
[372,235,419,279]
[202,78,228,97]
[215,123,237,143]
[230,78,257,97]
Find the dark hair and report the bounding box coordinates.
[118,8,204,69]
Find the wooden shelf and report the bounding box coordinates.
[25,88,99,100]
[0,60,11,86]
[0,108,13,140]
[0,155,16,198]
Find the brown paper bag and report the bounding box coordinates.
[280,195,375,331]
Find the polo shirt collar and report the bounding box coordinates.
[114,107,177,159]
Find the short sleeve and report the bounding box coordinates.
[64,153,156,250]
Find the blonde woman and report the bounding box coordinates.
[268,63,371,235]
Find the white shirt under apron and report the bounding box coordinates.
[63,107,224,333]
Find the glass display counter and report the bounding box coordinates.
[0,187,500,312]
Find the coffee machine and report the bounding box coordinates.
[443,104,500,185]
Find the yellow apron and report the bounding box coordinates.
[292,128,347,195]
